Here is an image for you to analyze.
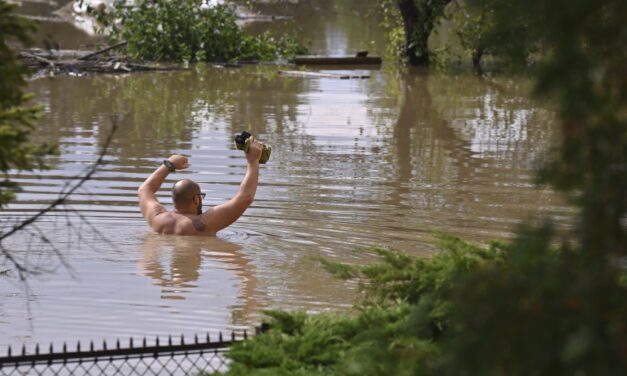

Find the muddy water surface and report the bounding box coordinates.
[1,0,571,351]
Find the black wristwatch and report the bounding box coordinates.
[163,159,176,172]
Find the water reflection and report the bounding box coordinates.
[243,0,386,55]
[138,235,258,322]
[3,65,569,349]
[426,74,554,163]
[30,67,307,161]
[1,0,573,354]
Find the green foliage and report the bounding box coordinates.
[438,2,627,369]
[220,233,627,375]
[451,0,496,69]
[379,0,540,69]
[109,0,307,63]
[321,236,505,308]
[482,0,627,255]
[223,305,429,375]
[443,224,627,374]
[218,236,504,375]
[216,1,627,374]
[451,0,538,70]
[377,1,405,64]
[0,1,55,208]
[0,1,32,107]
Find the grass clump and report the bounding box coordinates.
[109,0,307,63]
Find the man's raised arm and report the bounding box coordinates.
[138,155,188,226]
[202,138,263,232]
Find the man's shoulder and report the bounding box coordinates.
[192,215,207,232]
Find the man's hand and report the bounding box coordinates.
[168,154,189,170]
[246,138,263,165]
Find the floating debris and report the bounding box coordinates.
[279,70,370,79]
[292,54,382,66]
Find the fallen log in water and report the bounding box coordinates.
[19,48,181,76]
[78,41,128,61]
[279,70,370,79]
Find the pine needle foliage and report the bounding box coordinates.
[442,224,627,375]
[318,235,506,310]
[0,1,56,208]
[216,231,626,375]
[216,236,504,375]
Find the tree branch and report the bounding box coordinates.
[0,121,118,276]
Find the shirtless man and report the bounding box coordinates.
[138,138,263,236]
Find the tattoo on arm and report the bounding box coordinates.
[192,216,206,232]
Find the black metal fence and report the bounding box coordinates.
[0,331,248,376]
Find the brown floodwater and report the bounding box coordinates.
[1,0,572,352]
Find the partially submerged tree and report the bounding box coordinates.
[385,0,538,70]
[395,0,452,65]
[452,0,539,72]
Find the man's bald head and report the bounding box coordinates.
[172,179,201,210]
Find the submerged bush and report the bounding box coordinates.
[109,0,307,63]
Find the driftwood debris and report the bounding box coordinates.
[78,41,128,61]
[20,52,55,68]
[19,47,180,76]
[279,70,370,79]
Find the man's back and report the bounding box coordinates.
[150,212,213,236]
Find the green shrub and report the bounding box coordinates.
[442,224,627,375]
[110,0,307,63]
[217,236,504,375]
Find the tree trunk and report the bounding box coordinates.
[472,48,484,74]
[397,0,426,65]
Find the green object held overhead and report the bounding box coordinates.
[234,131,271,164]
